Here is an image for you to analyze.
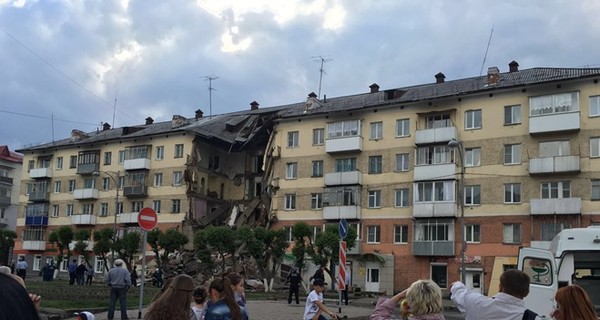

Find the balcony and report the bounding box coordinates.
[414,163,455,181]
[25,216,49,226]
[73,188,99,200]
[529,111,580,135]
[412,241,455,256]
[323,206,361,220]
[118,212,139,224]
[28,191,50,202]
[0,176,13,184]
[69,240,93,251]
[123,185,148,197]
[0,195,10,207]
[413,202,457,218]
[415,126,457,145]
[325,136,363,154]
[71,214,97,225]
[529,155,580,175]
[0,217,8,226]
[124,158,151,171]
[530,198,581,215]
[29,168,52,179]
[22,240,46,251]
[324,171,362,186]
[77,162,100,175]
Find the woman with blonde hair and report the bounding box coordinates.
[405,280,445,320]
[550,284,596,320]
[144,274,197,320]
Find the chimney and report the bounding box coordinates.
[509,60,519,73]
[102,122,111,131]
[195,109,204,119]
[435,72,446,84]
[172,115,187,128]
[70,129,88,141]
[145,117,154,125]
[369,83,380,93]
[487,66,500,85]
[308,92,317,98]
[250,101,259,111]
[305,92,321,110]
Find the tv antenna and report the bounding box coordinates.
[479,26,494,76]
[312,55,332,99]
[203,75,219,118]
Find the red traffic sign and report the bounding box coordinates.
[137,207,158,231]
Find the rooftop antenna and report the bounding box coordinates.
[312,55,332,99]
[203,75,219,118]
[112,88,118,128]
[479,26,494,76]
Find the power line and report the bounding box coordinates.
[0,108,98,126]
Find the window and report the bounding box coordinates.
[118,176,125,188]
[56,157,63,170]
[592,180,600,200]
[530,92,579,116]
[394,225,408,244]
[310,226,322,243]
[541,223,570,241]
[311,161,323,177]
[104,152,112,165]
[132,201,143,212]
[465,148,481,167]
[102,178,110,190]
[465,224,480,243]
[153,200,161,214]
[285,194,296,210]
[396,119,410,137]
[367,225,381,243]
[416,146,452,165]
[283,226,293,242]
[118,150,126,164]
[313,128,325,145]
[155,146,164,160]
[395,189,409,207]
[415,222,452,241]
[503,224,521,244]
[174,144,184,158]
[504,105,521,125]
[426,114,451,129]
[66,204,74,217]
[504,183,521,203]
[541,181,570,199]
[431,264,448,289]
[310,193,322,209]
[323,186,361,206]
[350,222,361,240]
[154,173,163,187]
[68,180,76,192]
[415,181,455,202]
[54,181,61,193]
[287,131,299,148]
[286,162,298,179]
[52,205,59,218]
[69,156,77,169]
[94,258,104,273]
[368,190,381,208]
[328,120,360,138]
[590,96,600,117]
[117,202,123,214]
[33,255,41,271]
[100,203,108,217]
[540,141,570,157]
[370,121,383,140]
[335,158,356,172]
[396,154,409,171]
[465,109,482,129]
[84,178,96,189]
[504,144,521,164]
[82,203,94,215]
[591,137,600,158]
[369,156,382,174]
[173,171,182,186]
[171,200,180,213]
[464,185,481,206]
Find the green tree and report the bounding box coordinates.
[113,231,141,270]
[0,229,17,265]
[309,224,357,290]
[93,227,113,272]
[48,225,75,271]
[240,226,287,292]
[148,228,188,269]
[194,226,237,274]
[73,229,91,263]
[290,222,312,271]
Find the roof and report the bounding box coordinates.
[0,145,23,163]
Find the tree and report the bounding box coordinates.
[194,226,237,274]
[148,228,188,269]
[48,225,75,271]
[309,224,357,290]
[93,227,113,272]
[73,229,91,263]
[0,229,16,265]
[113,231,141,270]
[240,226,287,292]
[290,222,312,271]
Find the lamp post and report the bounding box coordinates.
[93,170,120,267]
[448,138,466,284]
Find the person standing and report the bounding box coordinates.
[342,269,350,305]
[285,267,302,304]
[76,262,87,285]
[16,257,27,279]
[130,265,138,287]
[68,259,78,285]
[451,269,533,320]
[153,267,163,288]
[192,286,208,320]
[204,277,248,320]
[105,259,131,320]
[86,264,95,285]
[144,274,197,320]
[309,265,325,283]
[550,284,597,320]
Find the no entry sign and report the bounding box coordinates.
[137,207,158,231]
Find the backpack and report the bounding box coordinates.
[522,309,538,320]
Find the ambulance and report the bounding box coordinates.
[517,226,600,318]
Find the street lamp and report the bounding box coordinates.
[448,138,466,284]
[93,170,120,267]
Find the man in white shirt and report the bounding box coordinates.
[451,269,535,320]
[304,279,337,320]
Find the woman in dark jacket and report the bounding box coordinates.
[204,277,248,320]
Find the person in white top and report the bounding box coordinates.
[451,269,534,320]
[304,279,337,320]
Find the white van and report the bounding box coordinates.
[517,226,600,318]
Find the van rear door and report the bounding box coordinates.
[518,247,557,319]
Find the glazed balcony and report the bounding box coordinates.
[323,206,361,220]
[324,171,362,186]
[29,168,52,179]
[124,158,151,171]
[414,163,455,181]
[118,212,139,224]
[413,202,457,218]
[325,136,363,154]
[412,241,455,256]
[529,111,580,135]
[71,214,97,225]
[529,155,580,175]
[415,126,457,145]
[530,198,581,215]
[22,240,46,251]
[77,162,100,175]
[73,188,99,200]
[123,185,148,198]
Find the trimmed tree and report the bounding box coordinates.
[148,228,189,269]
[0,229,17,265]
[93,227,113,272]
[194,225,237,274]
[113,232,141,270]
[309,224,357,290]
[48,225,75,273]
[241,226,288,292]
[73,229,92,263]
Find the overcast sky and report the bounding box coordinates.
[2,0,600,151]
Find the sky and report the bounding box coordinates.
[2,0,600,151]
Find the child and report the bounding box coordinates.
[192,286,208,320]
[303,279,337,320]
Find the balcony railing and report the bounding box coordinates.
[530,198,581,215]
[73,188,99,200]
[413,163,455,181]
[123,185,148,197]
[323,206,361,220]
[28,191,50,202]
[77,162,100,175]
[118,212,139,224]
[0,176,13,184]
[412,241,455,256]
[0,195,10,207]
[529,155,580,174]
[29,168,52,179]
[413,202,457,218]
[124,158,151,170]
[22,240,46,251]
[25,216,49,226]
[415,126,457,144]
[325,136,363,154]
[71,214,97,225]
[324,171,362,186]
[529,111,580,134]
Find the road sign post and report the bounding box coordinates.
[137,207,157,319]
[338,218,348,313]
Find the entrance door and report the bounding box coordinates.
[365,262,380,292]
[465,271,483,294]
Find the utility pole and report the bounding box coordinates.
[203,75,219,118]
[312,56,332,99]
